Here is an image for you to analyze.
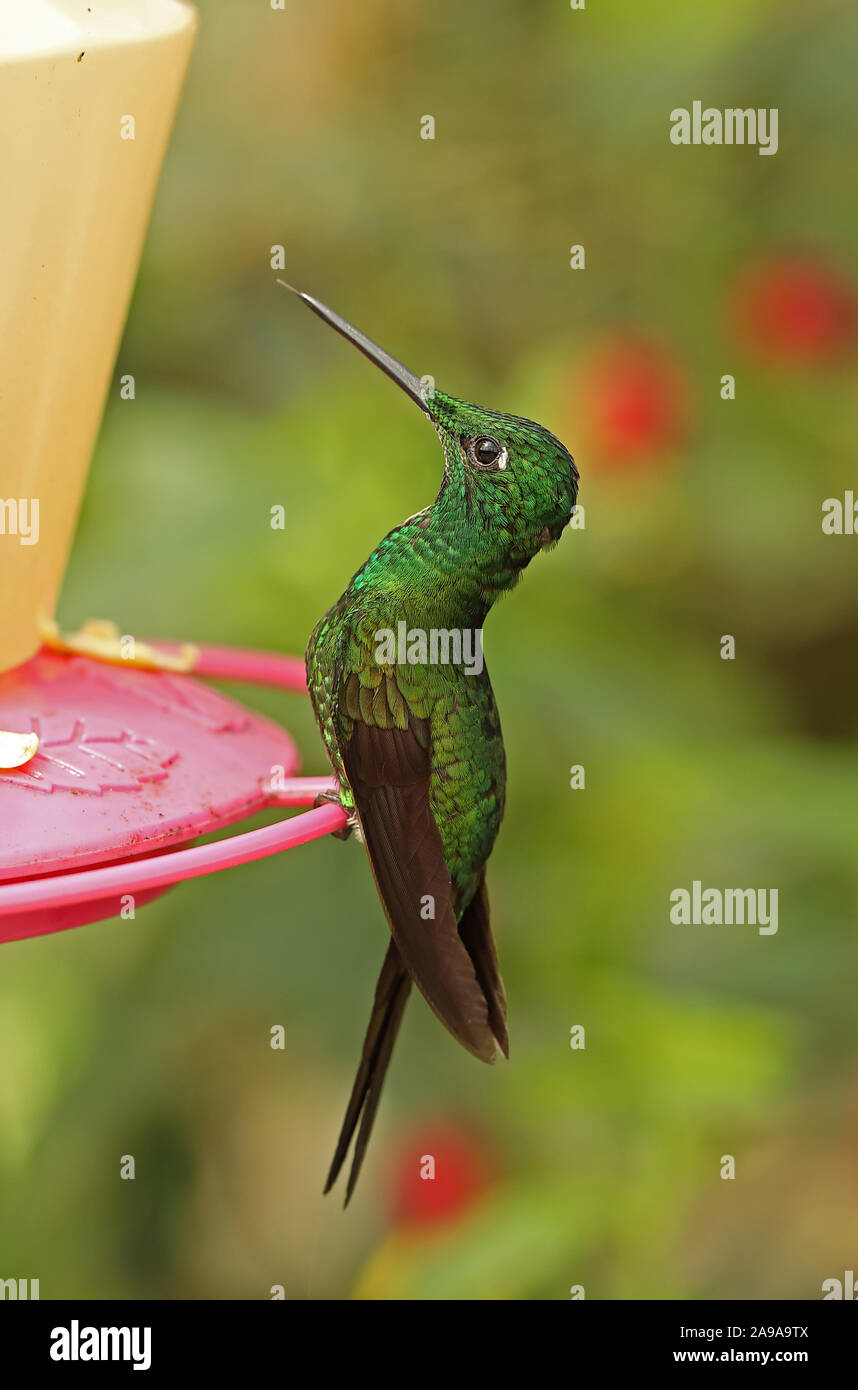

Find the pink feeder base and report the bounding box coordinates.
[0,645,348,943]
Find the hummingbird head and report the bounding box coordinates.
[425,390,578,564]
[280,282,579,569]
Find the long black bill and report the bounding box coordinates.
[277,280,430,414]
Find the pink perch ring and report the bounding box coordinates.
[0,643,348,943]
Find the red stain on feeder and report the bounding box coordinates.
[731,255,856,366]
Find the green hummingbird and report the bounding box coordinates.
[281,282,578,1203]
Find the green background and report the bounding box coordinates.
[2,0,857,1299]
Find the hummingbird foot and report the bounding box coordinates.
[313,788,362,842]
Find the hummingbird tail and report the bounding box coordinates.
[324,938,412,1205]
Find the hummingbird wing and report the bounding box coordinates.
[337,680,503,1065]
[324,842,507,1203]
[457,871,508,1058]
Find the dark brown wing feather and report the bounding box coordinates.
[457,873,509,1059]
[342,716,499,1063]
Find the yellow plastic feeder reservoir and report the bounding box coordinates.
[0,0,198,672]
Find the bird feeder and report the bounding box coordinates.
[0,0,347,944]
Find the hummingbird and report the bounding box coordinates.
[281,281,578,1203]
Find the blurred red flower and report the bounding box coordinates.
[388,1120,494,1229]
[731,256,856,365]
[575,336,689,471]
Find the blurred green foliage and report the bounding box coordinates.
[2,0,857,1300]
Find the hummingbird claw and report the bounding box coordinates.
[313,788,361,841]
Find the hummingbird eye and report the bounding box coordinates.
[469,435,507,470]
